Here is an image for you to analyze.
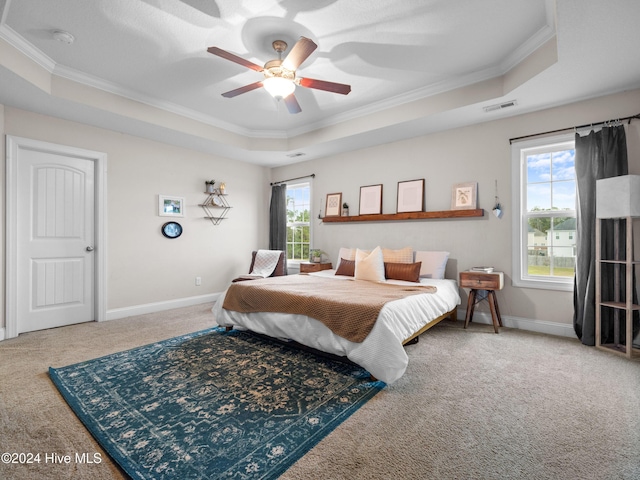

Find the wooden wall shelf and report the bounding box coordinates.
[321,209,484,223]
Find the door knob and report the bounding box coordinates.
[86,246,95,252]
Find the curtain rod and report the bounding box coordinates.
[270,173,315,186]
[509,113,640,144]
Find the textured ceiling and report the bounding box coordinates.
[0,0,639,166]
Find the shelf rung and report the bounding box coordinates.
[596,343,640,357]
[599,301,640,310]
[600,260,640,264]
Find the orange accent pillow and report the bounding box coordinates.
[384,262,422,283]
[335,258,355,276]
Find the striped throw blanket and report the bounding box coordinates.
[222,274,436,342]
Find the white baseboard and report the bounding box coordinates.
[105,293,222,321]
[456,310,575,338]
[104,292,575,338]
[0,297,577,340]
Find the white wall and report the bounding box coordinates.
[1,107,270,321]
[2,88,639,336]
[271,88,640,332]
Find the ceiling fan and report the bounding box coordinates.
[207,36,351,114]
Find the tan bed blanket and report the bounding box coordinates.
[222,274,437,342]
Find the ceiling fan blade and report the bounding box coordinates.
[207,46,264,72]
[298,77,351,95]
[282,37,317,71]
[283,94,302,114]
[221,81,264,98]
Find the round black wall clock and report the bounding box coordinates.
[161,221,183,239]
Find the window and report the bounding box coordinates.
[512,134,576,291]
[286,182,311,262]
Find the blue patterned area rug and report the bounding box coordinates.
[49,327,384,479]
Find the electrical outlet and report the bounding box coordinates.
[195,276,201,286]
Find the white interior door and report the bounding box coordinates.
[6,136,107,337]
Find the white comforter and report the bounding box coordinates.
[211,270,461,384]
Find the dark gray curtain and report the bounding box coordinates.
[269,183,288,274]
[573,125,639,345]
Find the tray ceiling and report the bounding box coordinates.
[1,0,639,166]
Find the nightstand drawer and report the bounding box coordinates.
[300,262,332,273]
[459,271,504,290]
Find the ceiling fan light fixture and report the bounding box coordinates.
[263,76,295,99]
[208,36,350,112]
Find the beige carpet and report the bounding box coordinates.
[1,304,639,480]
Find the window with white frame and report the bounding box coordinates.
[511,134,576,291]
[286,182,311,262]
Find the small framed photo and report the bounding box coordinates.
[397,179,425,213]
[325,192,342,217]
[159,195,185,217]
[451,182,477,210]
[359,184,383,215]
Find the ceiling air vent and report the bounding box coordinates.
[286,152,305,158]
[483,100,517,113]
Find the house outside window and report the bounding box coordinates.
[512,134,576,291]
[286,182,311,263]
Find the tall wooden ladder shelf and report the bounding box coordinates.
[595,175,640,359]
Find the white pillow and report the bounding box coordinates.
[382,246,414,264]
[355,246,385,282]
[337,247,367,269]
[337,247,356,262]
[414,251,450,279]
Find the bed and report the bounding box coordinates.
[212,248,460,384]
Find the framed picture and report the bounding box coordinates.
[159,195,185,217]
[325,192,342,217]
[396,179,425,213]
[359,184,383,215]
[451,182,477,210]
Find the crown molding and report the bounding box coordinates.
[499,23,556,73]
[0,24,56,72]
[52,63,290,139]
[0,1,557,144]
[0,23,290,140]
[286,66,504,139]
[287,20,557,139]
